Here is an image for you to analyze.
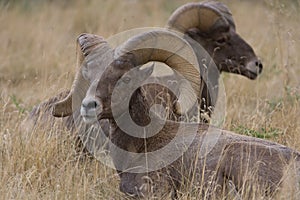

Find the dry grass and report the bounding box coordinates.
[0,0,299,199]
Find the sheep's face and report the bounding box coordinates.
[186,25,263,80]
[81,56,153,123]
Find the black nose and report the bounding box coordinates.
[255,60,263,73]
[82,100,99,110]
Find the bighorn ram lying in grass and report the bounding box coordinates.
[53,30,299,198]
[28,1,263,129]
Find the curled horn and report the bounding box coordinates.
[115,29,200,115]
[52,33,112,117]
[167,1,233,33]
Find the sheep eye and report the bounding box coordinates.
[215,37,227,46]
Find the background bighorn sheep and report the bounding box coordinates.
[149,1,263,118]
[54,30,299,198]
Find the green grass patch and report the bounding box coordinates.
[10,94,26,114]
[233,125,282,139]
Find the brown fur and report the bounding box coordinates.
[112,117,300,198]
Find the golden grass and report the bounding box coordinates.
[0,0,299,199]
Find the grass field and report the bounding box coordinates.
[0,0,299,199]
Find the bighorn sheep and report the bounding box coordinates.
[53,30,299,198]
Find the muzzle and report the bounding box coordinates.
[80,96,101,124]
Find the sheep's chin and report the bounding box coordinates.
[221,62,259,80]
[82,115,98,124]
[244,71,258,80]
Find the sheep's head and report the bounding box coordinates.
[53,30,198,125]
[52,30,201,124]
[167,1,263,79]
[81,30,200,124]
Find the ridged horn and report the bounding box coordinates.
[52,33,112,117]
[115,29,200,115]
[167,1,233,33]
